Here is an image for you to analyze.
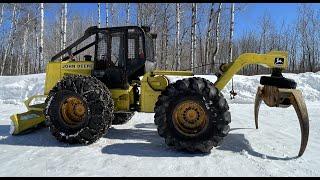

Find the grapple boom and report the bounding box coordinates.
[215,51,310,157]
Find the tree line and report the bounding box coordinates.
[0,3,319,76]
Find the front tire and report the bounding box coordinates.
[154,77,231,152]
[44,75,114,144]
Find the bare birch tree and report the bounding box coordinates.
[137,3,142,26]
[1,4,16,75]
[191,3,197,70]
[175,3,181,70]
[126,3,130,25]
[110,4,116,26]
[211,3,222,72]
[205,3,214,74]
[39,3,44,72]
[8,4,19,75]
[0,4,4,27]
[60,4,63,51]
[228,3,235,63]
[97,3,101,28]
[105,3,109,26]
[63,3,67,49]
[19,13,30,75]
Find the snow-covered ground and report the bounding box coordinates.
[0,72,319,176]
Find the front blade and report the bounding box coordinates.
[10,110,46,135]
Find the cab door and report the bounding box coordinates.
[94,31,128,89]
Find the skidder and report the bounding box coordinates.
[10,26,309,157]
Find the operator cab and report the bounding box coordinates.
[93,26,156,89]
[50,26,157,89]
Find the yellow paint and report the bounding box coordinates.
[44,61,93,95]
[44,62,61,95]
[9,95,48,134]
[151,70,193,76]
[23,95,47,111]
[10,110,45,135]
[214,51,288,90]
[110,86,133,111]
[140,71,193,112]
[60,96,86,127]
[172,100,208,137]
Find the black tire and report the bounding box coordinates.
[260,76,296,89]
[154,77,231,153]
[44,75,114,144]
[112,112,135,125]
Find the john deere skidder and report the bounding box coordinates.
[10,26,309,157]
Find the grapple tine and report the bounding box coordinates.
[254,85,309,157]
[289,90,309,157]
[254,86,263,129]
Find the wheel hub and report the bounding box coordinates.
[60,96,87,128]
[172,100,208,137]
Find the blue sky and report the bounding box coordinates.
[44,3,320,40]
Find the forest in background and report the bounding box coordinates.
[0,3,319,76]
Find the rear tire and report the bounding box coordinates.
[112,112,135,125]
[44,75,114,144]
[154,77,231,153]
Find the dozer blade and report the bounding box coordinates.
[254,85,309,157]
[10,110,46,135]
[10,95,47,135]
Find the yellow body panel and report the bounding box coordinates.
[214,51,288,90]
[140,71,194,112]
[45,60,134,112]
[110,87,133,112]
[151,70,193,76]
[44,61,94,95]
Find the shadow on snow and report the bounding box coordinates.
[217,128,298,161]
[0,125,81,148]
[0,124,298,160]
[102,125,298,160]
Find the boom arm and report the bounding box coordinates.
[214,51,288,90]
[215,51,309,157]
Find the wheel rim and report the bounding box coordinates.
[172,100,208,137]
[60,96,87,128]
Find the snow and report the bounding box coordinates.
[1,72,320,105]
[0,73,45,105]
[0,72,319,176]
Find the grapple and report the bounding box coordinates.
[254,74,309,157]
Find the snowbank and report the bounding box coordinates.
[0,72,319,104]
[163,71,320,104]
[0,74,45,104]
